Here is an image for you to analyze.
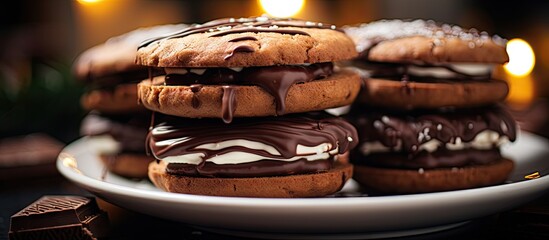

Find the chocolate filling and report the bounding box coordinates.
[80,112,150,153]
[347,106,517,155]
[147,112,358,178]
[167,158,333,178]
[353,61,494,82]
[351,148,502,169]
[162,62,334,122]
[86,67,164,91]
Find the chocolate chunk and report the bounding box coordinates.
[9,195,109,240]
[0,133,63,181]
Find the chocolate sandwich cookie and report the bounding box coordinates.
[80,112,153,178]
[343,19,509,110]
[348,106,517,194]
[74,23,186,113]
[147,112,357,198]
[137,16,361,123]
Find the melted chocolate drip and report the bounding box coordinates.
[221,86,237,123]
[348,106,517,155]
[164,62,333,117]
[139,16,338,48]
[189,84,203,109]
[147,113,358,177]
[224,45,255,60]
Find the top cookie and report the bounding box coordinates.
[74,23,187,85]
[136,16,358,67]
[343,19,509,64]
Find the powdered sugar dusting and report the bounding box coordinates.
[343,19,508,54]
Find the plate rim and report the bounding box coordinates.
[57,131,549,208]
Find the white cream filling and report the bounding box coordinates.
[407,63,494,79]
[156,139,338,165]
[360,130,509,155]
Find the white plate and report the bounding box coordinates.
[57,131,549,239]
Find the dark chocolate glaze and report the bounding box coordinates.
[139,16,338,48]
[352,149,501,169]
[348,106,517,155]
[164,62,333,117]
[147,112,358,177]
[167,158,333,178]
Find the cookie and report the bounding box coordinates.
[353,159,514,194]
[80,112,154,179]
[74,23,187,113]
[343,19,508,63]
[99,154,153,179]
[342,19,510,109]
[138,68,360,122]
[359,77,509,110]
[148,159,353,198]
[136,17,357,67]
[146,112,358,197]
[135,16,361,122]
[347,106,517,194]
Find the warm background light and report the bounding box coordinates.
[77,0,103,5]
[504,38,536,77]
[259,0,305,18]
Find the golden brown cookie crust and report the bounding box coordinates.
[138,68,361,118]
[368,36,509,64]
[136,28,358,67]
[100,153,155,179]
[353,158,514,194]
[148,160,353,198]
[81,83,147,113]
[74,24,187,81]
[358,78,509,110]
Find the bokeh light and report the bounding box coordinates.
[259,0,305,18]
[77,0,104,5]
[504,38,536,77]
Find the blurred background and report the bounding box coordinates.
[1,0,548,144]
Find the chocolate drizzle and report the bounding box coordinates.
[147,113,358,177]
[221,86,236,123]
[139,16,339,48]
[348,106,517,155]
[164,62,334,118]
[224,45,255,60]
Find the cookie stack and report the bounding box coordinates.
[73,24,185,179]
[136,16,362,198]
[343,19,518,194]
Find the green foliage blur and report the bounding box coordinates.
[0,60,86,143]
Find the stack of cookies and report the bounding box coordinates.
[136,16,362,197]
[343,19,518,194]
[73,24,185,179]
